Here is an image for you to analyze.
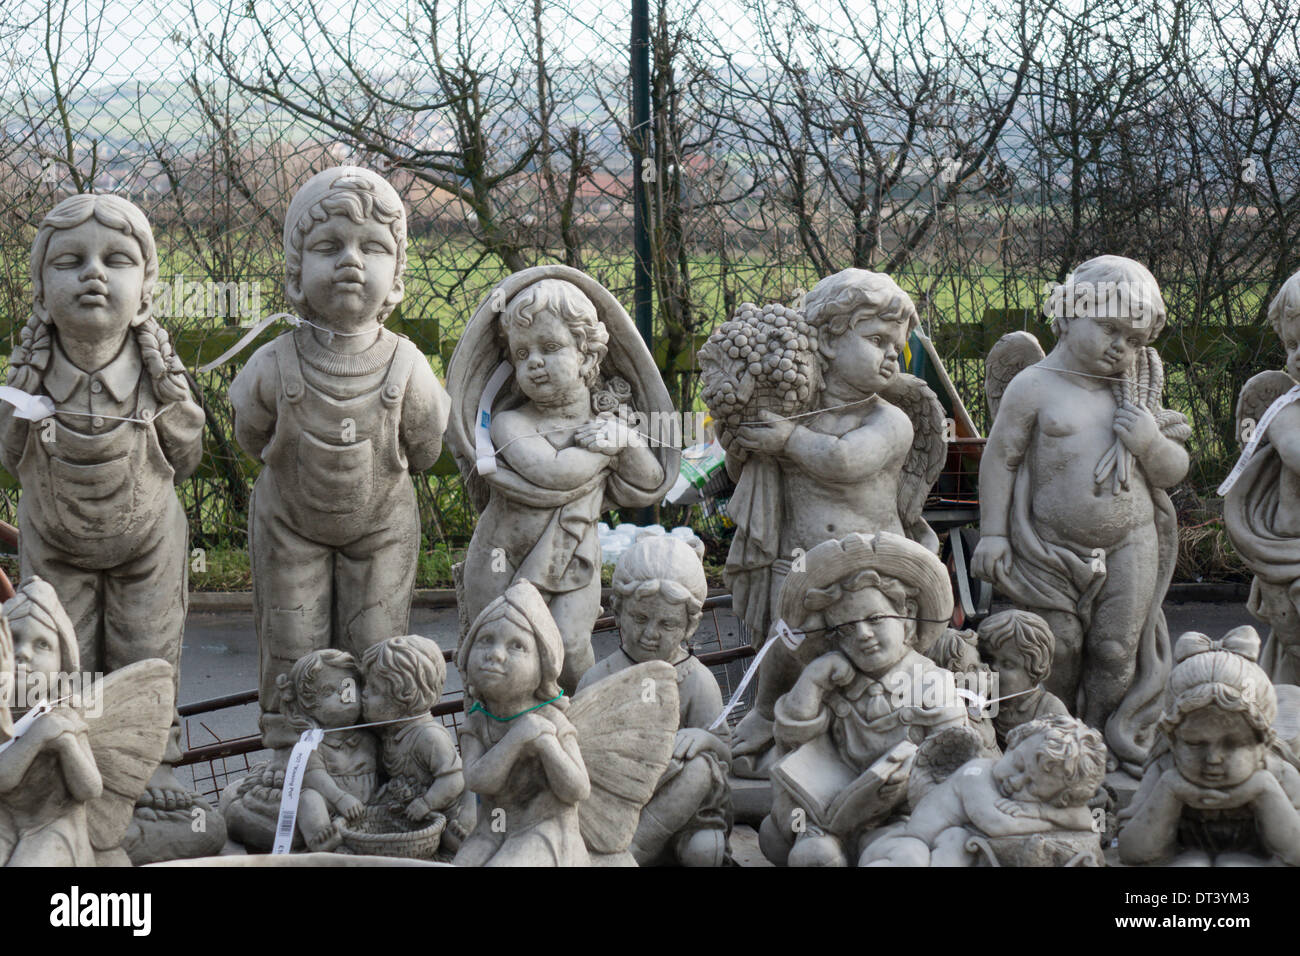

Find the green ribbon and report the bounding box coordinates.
[467,691,565,722]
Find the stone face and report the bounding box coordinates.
[698,270,947,778]
[227,167,450,756]
[578,534,733,867]
[756,532,971,867]
[0,193,217,863]
[0,578,174,866]
[454,580,677,866]
[971,256,1191,777]
[1118,627,1300,866]
[445,266,677,694]
[861,715,1107,867]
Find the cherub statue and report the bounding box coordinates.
[0,193,216,860]
[446,267,678,694]
[454,580,678,866]
[1222,271,1300,684]
[360,635,473,850]
[757,532,970,867]
[1118,627,1300,866]
[698,270,948,775]
[0,577,173,865]
[862,714,1107,867]
[978,610,1069,749]
[579,534,733,867]
[229,167,451,754]
[972,256,1192,776]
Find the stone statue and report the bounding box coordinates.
[228,167,450,754]
[578,534,733,866]
[445,266,678,693]
[454,580,678,866]
[222,636,470,859]
[0,193,219,862]
[757,532,970,867]
[862,714,1107,866]
[1118,627,1300,866]
[977,610,1070,749]
[0,577,174,865]
[698,271,947,776]
[971,256,1192,776]
[1223,271,1300,685]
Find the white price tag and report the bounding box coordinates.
[272,728,324,855]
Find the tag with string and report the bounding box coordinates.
[474,362,515,476]
[272,728,324,854]
[1219,383,1300,495]
[0,698,54,755]
[0,386,55,421]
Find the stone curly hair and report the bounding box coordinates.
[276,648,361,733]
[499,278,609,389]
[978,609,1055,685]
[1006,714,1107,808]
[360,635,447,716]
[12,194,193,405]
[610,535,708,643]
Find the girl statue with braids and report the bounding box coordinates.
[0,194,211,860]
[972,256,1192,778]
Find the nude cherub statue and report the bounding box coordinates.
[698,270,948,775]
[0,577,173,866]
[757,532,971,867]
[972,256,1192,775]
[446,266,678,694]
[454,580,679,866]
[1119,627,1300,866]
[862,714,1107,867]
[278,649,377,852]
[1223,270,1300,684]
[579,534,733,867]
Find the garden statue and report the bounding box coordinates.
[1118,627,1300,866]
[757,532,969,867]
[454,579,678,866]
[698,270,947,776]
[446,265,678,693]
[222,636,470,860]
[972,255,1191,776]
[228,167,450,755]
[0,577,174,866]
[1222,270,1300,685]
[0,193,220,862]
[579,534,733,866]
[977,609,1070,749]
[861,714,1107,866]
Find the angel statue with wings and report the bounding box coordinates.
[1223,270,1300,685]
[697,269,948,774]
[973,256,1191,778]
[0,577,173,865]
[445,266,678,694]
[454,580,678,866]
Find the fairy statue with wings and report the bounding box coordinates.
[697,269,947,775]
[1222,271,1300,685]
[0,577,173,865]
[445,266,678,695]
[453,580,678,866]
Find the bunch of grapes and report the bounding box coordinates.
[699,301,819,430]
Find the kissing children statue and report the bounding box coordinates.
[230,167,450,752]
[973,256,1191,776]
[0,193,216,861]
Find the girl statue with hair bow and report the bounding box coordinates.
[1118,626,1300,866]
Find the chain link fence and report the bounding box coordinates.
[3,0,1300,582]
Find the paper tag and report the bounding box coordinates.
[474,362,515,475]
[0,386,56,421]
[0,698,54,755]
[774,618,805,651]
[271,728,324,855]
[954,687,990,715]
[710,633,779,731]
[1219,384,1300,495]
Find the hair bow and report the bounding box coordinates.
[1173,626,1261,663]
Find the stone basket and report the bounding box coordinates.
[338,807,447,860]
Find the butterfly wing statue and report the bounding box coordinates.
[78,659,174,851]
[880,373,947,552]
[569,660,678,855]
[985,331,1045,421]
[1236,370,1295,444]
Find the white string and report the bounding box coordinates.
[476,414,674,473]
[1041,364,1162,401]
[50,403,174,426]
[954,683,1042,712]
[735,397,876,427]
[318,713,423,734]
